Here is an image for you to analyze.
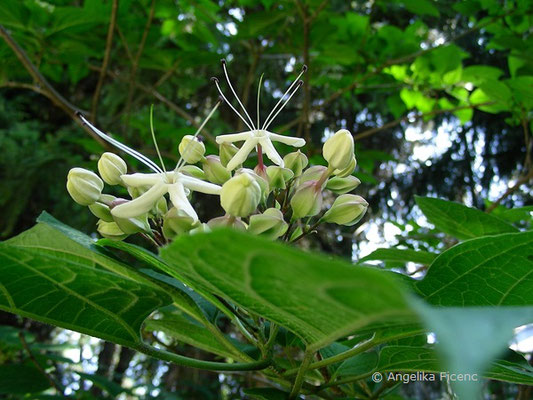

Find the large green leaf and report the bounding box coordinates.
[0,244,171,347]
[417,231,533,306]
[160,229,416,351]
[415,196,518,240]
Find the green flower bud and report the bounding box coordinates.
[97,152,127,185]
[323,129,354,171]
[236,168,269,202]
[155,196,168,216]
[266,166,294,190]
[283,150,308,177]
[66,168,104,206]
[326,175,361,194]
[89,201,114,222]
[220,172,262,217]
[163,207,200,239]
[219,142,239,168]
[180,165,206,180]
[290,181,323,219]
[333,156,356,178]
[178,135,205,164]
[202,155,231,184]
[208,215,247,230]
[300,166,328,184]
[321,194,368,226]
[113,214,151,235]
[248,208,288,240]
[97,220,128,241]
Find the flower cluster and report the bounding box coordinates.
[67,62,368,244]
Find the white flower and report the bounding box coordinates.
[113,171,220,221]
[77,107,221,223]
[216,129,305,171]
[212,60,307,171]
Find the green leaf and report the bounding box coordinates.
[417,231,533,306]
[415,196,518,240]
[8,212,154,285]
[145,310,239,359]
[462,65,503,85]
[0,244,171,347]
[75,372,130,397]
[401,0,440,17]
[479,79,512,105]
[360,248,437,265]
[0,365,51,394]
[160,230,416,350]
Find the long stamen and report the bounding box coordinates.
[212,77,254,131]
[150,105,166,173]
[262,64,307,130]
[77,112,163,174]
[263,80,304,131]
[174,100,221,173]
[221,59,256,130]
[256,73,264,130]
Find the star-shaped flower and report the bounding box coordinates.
[212,60,307,171]
[77,109,221,223]
[113,171,220,222]
[215,130,305,171]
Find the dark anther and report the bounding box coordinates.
[302,64,308,72]
[218,95,225,103]
[197,135,205,143]
[211,77,219,83]
[220,58,226,65]
[297,79,304,87]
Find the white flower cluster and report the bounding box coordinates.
[67,62,368,243]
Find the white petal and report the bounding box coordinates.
[178,173,222,195]
[260,138,283,167]
[112,181,168,218]
[167,183,199,221]
[268,132,306,147]
[121,173,166,187]
[226,138,259,171]
[215,131,252,144]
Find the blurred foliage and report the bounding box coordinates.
[0,0,532,398]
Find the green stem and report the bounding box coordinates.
[289,349,314,398]
[136,342,271,371]
[283,334,376,377]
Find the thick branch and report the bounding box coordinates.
[91,0,119,120]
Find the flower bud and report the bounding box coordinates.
[283,150,308,177]
[178,135,205,164]
[323,129,354,171]
[97,220,128,241]
[266,166,294,190]
[190,223,211,235]
[208,215,247,230]
[333,156,356,178]
[326,175,361,194]
[163,207,200,239]
[97,152,127,185]
[180,165,206,180]
[220,172,262,217]
[113,214,151,235]
[202,155,231,184]
[219,142,239,168]
[66,168,104,206]
[300,166,328,184]
[248,208,288,240]
[236,168,269,202]
[321,194,368,226]
[89,201,114,222]
[290,181,323,219]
